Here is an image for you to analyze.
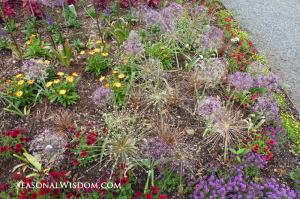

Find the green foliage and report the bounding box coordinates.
[289,168,300,189]
[176,0,183,3]
[281,113,300,154]
[23,35,52,60]
[107,18,130,44]
[51,40,73,67]
[0,33,10,50]
[145,41,174,69]
[86,8,96,18]
[232,28,249,40]
[274,93,286,108]
[48,75,81,107]
[228,148,248,163]
[22,16,40,39]
[3,19,18,32]
[72,38,85,51]
[253,53,268,66]
[138,29,149,43]
[63,4,81,28]
[155,167,183,193]
[54,33,66,44]
[84,51,112,76]
[77,0,85,7]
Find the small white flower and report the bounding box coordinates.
[199,55,204,59]
[231,37,240,42]
[45,145,53,151]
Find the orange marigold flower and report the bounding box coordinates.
[113,70,118,74]
[72,72,78,77]
[67,76,74,83]
[105,83,110,87]
[27,80,34,85]
[6,79,11,83]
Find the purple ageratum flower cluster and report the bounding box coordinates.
[196,96,224,121]
[228,71,254,92]
[198,26,224,50]
[140,138,171,166]
[45,13,54,26]
[0,29,6,38]
[253,73,283,93]
[195,58,227,88]
[238,152,266,178]
[21,59,50,81]
[92,86,115,108]
[264,124,287,153]
[40,0,64,7]
[250,94,280,122]
[191,163,297,199]
[122,31,144,56]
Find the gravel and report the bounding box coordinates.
[221,0,300,113]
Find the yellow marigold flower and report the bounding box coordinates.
[53,79,60,84]
[57,72,64,76]
[96,40,102,44]
[44,60,50,65]
[94,48,101,53]
[18,80,24,86]
[80,51,85,55]
[16,91,23,97]
[67,76,74,83]
[113,70,118,74]
[113,82,121,88]
[89,51,95,56]
[59,90,66,95]
[37,60,43,64]
[118,74,125,79]
[102,52,108,57]
[72,72,78,77]
[160,46,165,50]
[105,83,110,87]
[27,80,34,85]
[31,35,36,38]
[15,74,23,79]
[123,59,129,63]
[99,76,105,82]
[46,82,53,87]
[7,90,10,94]
[6,79,11,83]
[27,40,32,45]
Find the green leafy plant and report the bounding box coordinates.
[106,18,130,44]
[22,16,40,39]
[85,8,96,18]
[289,168,300,189]
[51,40,73,67]
[54,33,66,44]
[228,148,249,163]
[23,35,52,60]
[145,41,174,69]
[48,74,80,107]
[281,113,300,154]
[3,19,18,32]
[84,49,111,76]
[72,38,85,51]
[0,30,10,50]
[63,4,81,28]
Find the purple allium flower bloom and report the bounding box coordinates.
[250,94,280,121]
[253,73,282,93]
[197,96,224,121]
[92,87,115,108]
[122,31,143,56]
[246,61,269,76]
[21,59,50,81]
[228,71,254,92]
[198,26,224,50]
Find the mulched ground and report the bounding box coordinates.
[1,0,300,198]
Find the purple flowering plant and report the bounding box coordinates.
[0,29,10,50]
[122,31,144,57]
[92,86,115,108]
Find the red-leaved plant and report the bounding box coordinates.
[0,3,16,21]
[65,0,77,5]
[144,0,158,7]
[22,1,42,18]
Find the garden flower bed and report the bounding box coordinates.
[0,0,300,198]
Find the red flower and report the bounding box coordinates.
[135,191,142,197]
[13,129,21,136]
[269,140,275,145]
[159,194,168,199]
[114,179,120,186]
[254,145,259,148]
[14,173,20,180]
[0,146,8,153]
[238,98,241,101]
[151,186,159,194]
[25,138,30,142]
[256,136,261,139]
[14,149,21,154]
[31,193,38,199]
[265,148,268,153]
[75,132,80,138]
[73,159,79,165]
[87,133,96,140]
[63,178,67,182]
[88,123,95,126]
[244,103,248,107]
[66,193,75,199]
[20,137,26,142]
[99,189,108,197]
[91,137,97,142]
[253,147,259,152]
[121,177,128,185]
[227,95,230,98]
[264,155,270,160]
[68,127,74,131]
[11,133,18,139]
[103,127,108,133]
[60,171,67,175]
[2,132,8,136]
[99,179,107,185]
[86,141,93,146]
[53,188,60,197]
[271,130,276,134]
[15,143,23,149]
[269,153,273,157]
[22,129,28,133]
[145,193,153,199]
[80,150,88,157]
[39,187,51,196]
[261,131,266,135]
[231,96,235,99]
[268,145,272,149]
[246,139,250,142]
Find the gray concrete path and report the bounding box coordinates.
[221,0,300,113]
